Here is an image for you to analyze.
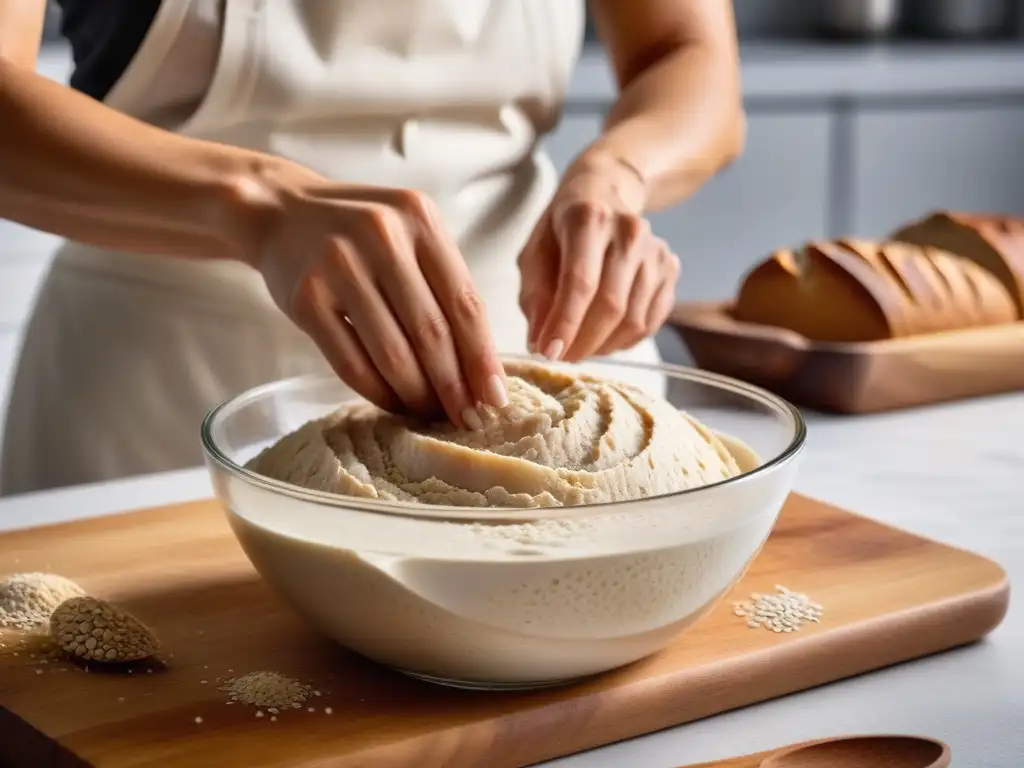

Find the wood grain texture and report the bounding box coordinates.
[0,494,1009,768]
[669,301,1024,414]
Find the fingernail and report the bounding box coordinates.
[485,374,509,408]
[461,407,484,431]
[544,338,564,361]
[527,339,536,354]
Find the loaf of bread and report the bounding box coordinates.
[732,238,1019,342]
[890,211,1024,316]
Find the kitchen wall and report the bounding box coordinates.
[5,4,1024,432]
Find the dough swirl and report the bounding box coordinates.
[246,361,742,507]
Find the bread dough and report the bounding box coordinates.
[246,361,742,507]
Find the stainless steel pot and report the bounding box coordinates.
[818,0,902,38]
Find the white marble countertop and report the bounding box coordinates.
[1,388,1021,767]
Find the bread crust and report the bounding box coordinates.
[891,211,1024,316]
[733,238,1017,342]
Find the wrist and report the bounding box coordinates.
[204,152,296,269]
[564,146,649,214]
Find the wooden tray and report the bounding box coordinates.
[668,301,1024,414]
[0,495,1009,768]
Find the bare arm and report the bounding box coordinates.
[581,0,746,212]
[0,0,46,66]
[0,0,509,426]
[0,0,284,263]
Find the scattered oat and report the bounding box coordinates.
[0,574,86,632]
[733,585,823,633]
[194,716,203,724]
[49,596,159,663]
[325,707,333,715]
[270,716,277,722]
[255,710,265,719]
[220,671,311,710]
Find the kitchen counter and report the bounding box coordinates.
[1,384,1021,767]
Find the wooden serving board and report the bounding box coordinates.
[668,301,1024,414]
[0,495,1009,768]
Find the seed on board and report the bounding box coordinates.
[733,585,823,634]
[220,671,312,710]
[49,597,159,663]
[0,573,86,633]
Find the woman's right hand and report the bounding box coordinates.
[234,171,509,430]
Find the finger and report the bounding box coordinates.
[376,248,487,431]
[516,215,558,352]
[645,251,681,331]
[535,202,612,360]
[326,237,443,420]
[601,250,680,354]
[595,256,661,356]
[563,218,649,362]
[415,218,510,412]
[292,274,403,414]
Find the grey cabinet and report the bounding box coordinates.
[850,104,1024,237]
[543,110,834,301]
[647,110,832,301]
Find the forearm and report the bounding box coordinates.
[0,58,280,263]
[574,42,745,213]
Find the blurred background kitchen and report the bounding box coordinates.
[3,0,1024,423]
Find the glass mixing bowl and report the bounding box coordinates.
[201,357,806,691]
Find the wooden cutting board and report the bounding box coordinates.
[0,494,1009,768]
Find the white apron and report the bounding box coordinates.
[0,0,662,495]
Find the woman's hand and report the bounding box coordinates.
[236,171,508,430]
[518,156,680,362]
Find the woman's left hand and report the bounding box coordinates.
[517,155,681,362]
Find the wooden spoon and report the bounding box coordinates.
[678,734,950,768]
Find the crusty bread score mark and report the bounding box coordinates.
[734,236,1018,342]
[891,210,1024,315]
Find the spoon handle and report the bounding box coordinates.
[673,734,950,768]
[672,749,775,767]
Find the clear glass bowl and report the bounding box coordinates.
[201,357,806,690]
